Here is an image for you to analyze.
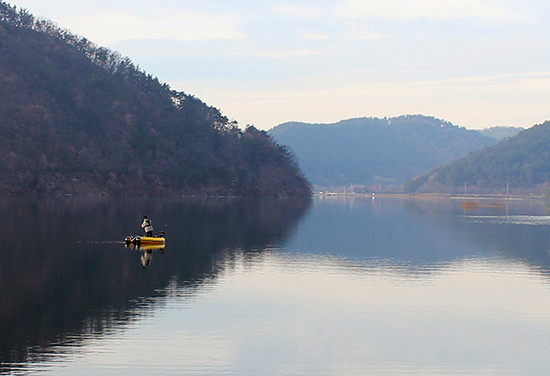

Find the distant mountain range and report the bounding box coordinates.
[0,2,310,196]
[269,115,508,187]
[479,126,523,140]
[405,121,550,195]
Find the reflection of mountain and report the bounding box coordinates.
[284,197,550,276]
[438,214,550,272]
[0,197,310,373]
[398,198,550,269]
[285,197,480,265]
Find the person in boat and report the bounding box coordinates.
[141,216,154,237]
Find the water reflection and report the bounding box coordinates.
[0,196,311,375]
[407,198,550,276]
[5,195,550,375]
[125,243,166,268]
[40,248,550,376]
[288,196,550,276]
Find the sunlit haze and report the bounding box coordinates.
[12,0,550,130]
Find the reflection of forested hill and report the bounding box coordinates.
[285,197,550,277]
[0,197,310,373]
[402,199,550,277]
[0,3,310,196]
[268,115,496,187]
[285,198,486,265]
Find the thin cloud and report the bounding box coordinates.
[273,4,329,20]
[252,49,321,58]
[340,0,529,20]
[57,11,248,45]
[304,33,332,40]
[354,31,385,40]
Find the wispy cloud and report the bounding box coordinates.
[353,31,385,40]
[58,10,248,45]
[252,49,321,58]
[304,33,332,40]
[273,4,330,20]
[339,0,530,20]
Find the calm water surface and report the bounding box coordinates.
[2,196,550,375]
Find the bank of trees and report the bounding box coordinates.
[404,122,550,194]
[0,2,310,196]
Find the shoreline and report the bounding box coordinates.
[314,192,546,200]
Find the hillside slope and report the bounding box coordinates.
[0,2,310,196]
[405,121,550,194]
[269,115,496,187]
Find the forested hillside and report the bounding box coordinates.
[269,115,496,187]
[0,2,310,196]
[405,121,550,194]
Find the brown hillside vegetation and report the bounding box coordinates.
[0,2,311,196]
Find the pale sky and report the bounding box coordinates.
[10,0,550,130]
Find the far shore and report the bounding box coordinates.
[314,192,547,200]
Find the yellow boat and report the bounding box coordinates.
[125,235,165,246]
[125,242,165,252]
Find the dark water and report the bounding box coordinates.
[0,196,310,375]
[2,196,550,375]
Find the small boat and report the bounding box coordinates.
[461,200,505,210]
[125,242,166,252]
[125,235,165,246]
[461,200,479,209]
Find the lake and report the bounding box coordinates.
[2,195,550,375]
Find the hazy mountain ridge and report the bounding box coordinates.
[405,121,550,194]
[269,115,497,187]
[479,126,524,140]
[0,2,310,196]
